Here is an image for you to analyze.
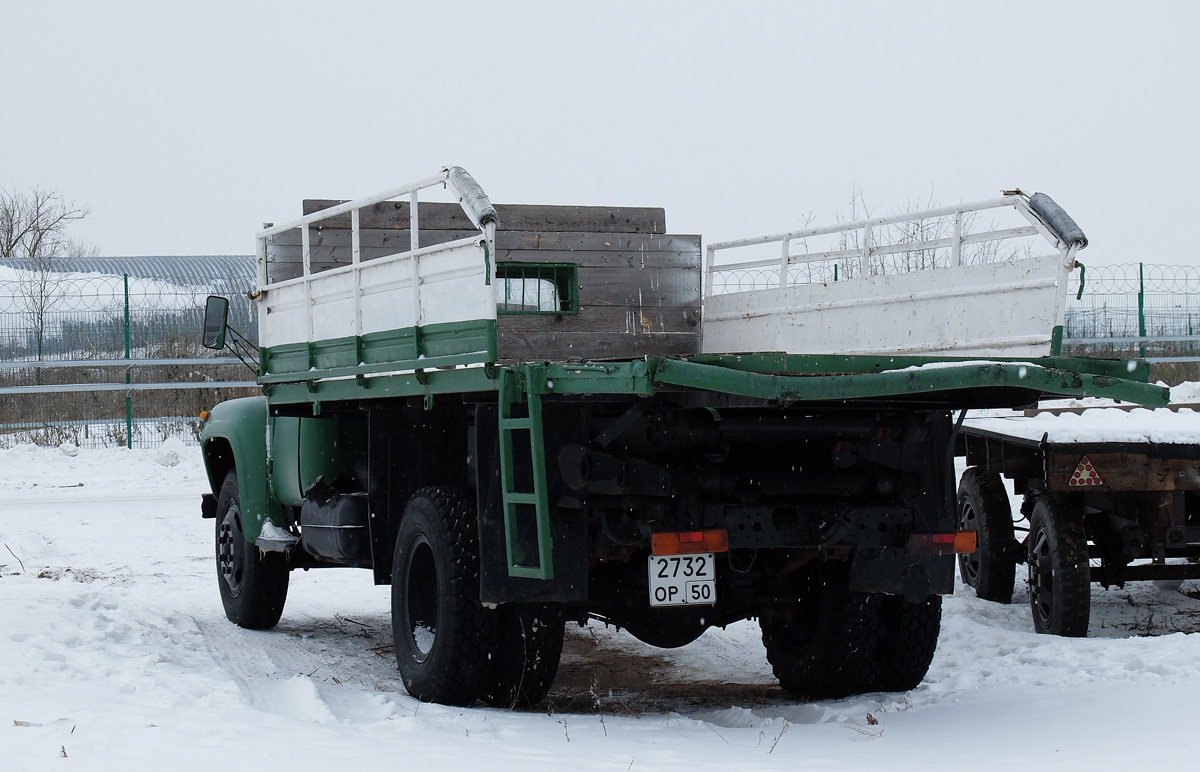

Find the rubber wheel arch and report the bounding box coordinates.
[391,486,494,706]
[215,469,289,630]
[760,576,883,700]
[871,594,942,693]
[1027,493,1091,637]
[957,467,1017,603]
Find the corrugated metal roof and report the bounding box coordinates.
[0,255,255,287]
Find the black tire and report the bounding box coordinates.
[391,486,494,706]
[760,574,883,699]
[957,467,1016,603]
[871,594,942,693]
[481,603,566,709]
[215,469,289,630]
[1027,494,1091,637]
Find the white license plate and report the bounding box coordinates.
[648,553,716,607]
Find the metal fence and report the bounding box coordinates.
[0,262,259,449]
[1,260,1198,448]
[1063,264,1200,372]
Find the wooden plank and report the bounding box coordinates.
[499,304,700,335]
[496,232,698,254]
[1047,452,1200,491]
[301,200,666,233]
[574,266,701,308]
[266,231,702,283]
[267,229,699,254]
[497,329,699,362]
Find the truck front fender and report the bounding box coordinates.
[200,396,281,543]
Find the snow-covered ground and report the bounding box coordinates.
[4,443,1200,770]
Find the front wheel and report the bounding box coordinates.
[391,487,493,706]
[215,470,289,629]
[1027,494,1090,637]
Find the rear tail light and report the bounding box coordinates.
[907,531,977,554]
[651,529,730,556]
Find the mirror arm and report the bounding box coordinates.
[223,323,260,377]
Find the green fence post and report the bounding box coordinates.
[124,273,132,450]
[1138,262,1146,359]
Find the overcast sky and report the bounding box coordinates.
[2,1,1197,266]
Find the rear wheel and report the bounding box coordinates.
[957,467,1016,603]
[760,574,883,699]
[481,603,566,708]
[391,487,494,705]
[215,470,289,630]
[1027,494,1091,637]
[870,594,942,692]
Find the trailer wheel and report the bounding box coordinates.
[481,603,566,709]
[1027,494,1090,637]
[215,469,289,630]
[760,576,883,699]
[957,467,1016,603]
[391,486,494,706]
[870,594,942,693]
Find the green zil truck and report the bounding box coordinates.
[198,167,1165,706]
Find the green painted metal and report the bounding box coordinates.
[497,366,554,580]
[653,358,1170,407]
[200,396,283,543]
[680,352,1153,384]
[1138,262,1147,358]
[264,364,498,406]
[1050,325,1064,357]
[270,416,302,506]
[541,360,655,395]
[260,319,497,384]
[297,415,368,496]
[124,274,132,450]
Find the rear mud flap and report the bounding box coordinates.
[847,549,954,603]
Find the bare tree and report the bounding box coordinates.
[0,187,97,360]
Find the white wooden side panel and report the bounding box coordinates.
[309,271,357,342]
[702,255,1069,357]
[415,242,494,330]
[262,241,495,348]
[357,258,416,340]
[261,283,309,348]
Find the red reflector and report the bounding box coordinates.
[907,531,977,555]
[652,529,730,556]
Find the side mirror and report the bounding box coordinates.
[202,295,229,349]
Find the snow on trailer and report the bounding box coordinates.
[198,167,1167,711]
[956,403,1200,637]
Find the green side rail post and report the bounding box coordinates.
[496,366,554,580]
[124,273,132,450]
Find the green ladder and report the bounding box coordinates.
[497,366,554,579]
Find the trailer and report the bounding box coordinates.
[956,403,1200,636]
[197,167,1166,706]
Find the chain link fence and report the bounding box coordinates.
[1,259,1197,448]
[1063,263,1200,383]
[0,258,259,448]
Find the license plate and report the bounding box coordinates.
[648,553,716,607]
